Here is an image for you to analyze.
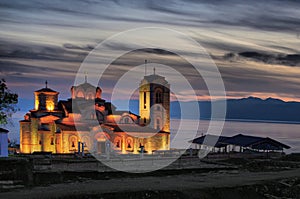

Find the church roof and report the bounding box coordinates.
[35,87,58,93]
[58,98,114,115]
[0,128,9,133]
[56,123,90,131]
[38,124,50,131]
[35,81,58,93]
[104,123,169,134]
[143,74,167,83]
[112,110,140,118]
[72,82,100,90]
[29,111,62,119]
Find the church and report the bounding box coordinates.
[20,72,170,154]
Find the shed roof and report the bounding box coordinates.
[223,134,290,149]
[222,134,263,147]
[191,135,230,148]
[0,128,9,133]
[191,133,291,150]
[250,137,291,150]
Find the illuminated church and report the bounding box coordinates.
[20,72,170,154]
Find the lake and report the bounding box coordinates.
[170,119,300,154]
[6,119,300,154]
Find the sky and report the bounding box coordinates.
[0,0,300,125]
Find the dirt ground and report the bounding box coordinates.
[1,168,300,199]
[2,154,300,198]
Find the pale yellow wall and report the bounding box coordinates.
[162,91,170,132]
[55,132,63,153]
[30,118,40,153]
[139,84,150,125]
[110,132,169,154]
[58,131,88,153]
[139,81,170,133]
[20,122,31,153]
[21,122,169,154]
[61,131,79,153]
[143,134,170,153]
[39,131,56,153]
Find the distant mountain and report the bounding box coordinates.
[224,97,300,122]
[169,97,300,123]
[128,97,300,123]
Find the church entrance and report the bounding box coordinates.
[97,141,106,154]
[94,132,110,154]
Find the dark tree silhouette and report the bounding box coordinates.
[0,79,18,124]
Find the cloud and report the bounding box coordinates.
[0,60,72,75]
[138,48,177,56]
[0,40,87,62]
[63,43,95,51]
[1,0,300,103]
[1,0,300,33]
[145,0,300,33]
[223,51,300,66]
[215,59,300,100]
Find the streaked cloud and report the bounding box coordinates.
[223,51,300,67]
[0,0,300,103]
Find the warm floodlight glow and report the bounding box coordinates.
[46,100,54,111]
[35,99,39,110]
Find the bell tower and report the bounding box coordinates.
[139,68,170,132]
[34,81,59,111]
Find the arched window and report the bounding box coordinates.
[126,137,133,151]
[82,136,90,149]
[90,112,96,119]
[50,137,54,145]
[143,92,147,109]
[116,140,120,148]
[155,91,162,103]
[114,137,122,149]
[119,115,133,124]
[86,92,94,100]
[156,118,161,130]
[124,117,129,124]
[69,136,77,150]
[95,133,109,142]
[77,91,84,98]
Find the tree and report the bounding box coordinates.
[0,79,18,124]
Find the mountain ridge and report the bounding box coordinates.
[127,96,300,123]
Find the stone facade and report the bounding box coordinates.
[139,74,170,133]
[20,74,170,154]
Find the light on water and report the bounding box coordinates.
[171,119,300,154]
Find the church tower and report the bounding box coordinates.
[34,81,59,111]
[139,68,170,132]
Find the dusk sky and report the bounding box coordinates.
[1,0,300,114]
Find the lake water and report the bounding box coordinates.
[6,119,300,154]
[170,119,300,154]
